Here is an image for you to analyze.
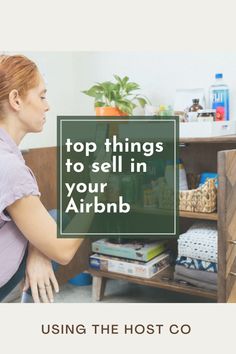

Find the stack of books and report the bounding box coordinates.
[89,239,170,279]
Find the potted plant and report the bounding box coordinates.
[82,75,149,116]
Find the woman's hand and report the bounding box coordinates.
[24,244,59,303]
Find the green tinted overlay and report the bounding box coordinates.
[57,117,179,238]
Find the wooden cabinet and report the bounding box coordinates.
[179,136,236,302]
[24,136,236,303]
[89,136,236,303]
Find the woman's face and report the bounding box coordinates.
[19,72,50,133]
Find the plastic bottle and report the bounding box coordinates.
[164,160,174,189]
[178,159,188,190]
[165,159,188,191]
[158,105,173,117]
[209,73,229,121]
[159,105,166,117]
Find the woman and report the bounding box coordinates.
[0,54,85,303]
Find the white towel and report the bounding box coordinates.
[178,221,217,263]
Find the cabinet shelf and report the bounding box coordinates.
[179,210,218,221]
[130,205,172,216]
[89,266,217,300]
[131,205,218,221]
[180,135,236,144]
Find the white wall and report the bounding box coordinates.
[19,52,79,149]
[73,51,236,115]
[17,51,236,149]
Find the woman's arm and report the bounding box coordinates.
[7,148,110,265]
[7,195,88,265]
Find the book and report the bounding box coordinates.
[91,239,167,262]
[89,252,170,279]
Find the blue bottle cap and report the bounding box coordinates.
[215,73,223,79]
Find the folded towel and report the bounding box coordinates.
[178,228,217,263]
[174,272,217,291]
[176,256,217,272]
[175,265,217,284]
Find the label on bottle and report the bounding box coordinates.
[211,89,229,121]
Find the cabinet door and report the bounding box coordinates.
[218,149,236,302]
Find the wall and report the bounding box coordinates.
[19,52,78,149]
[73,51,236,116]
[16,51,236,149]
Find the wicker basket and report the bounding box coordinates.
[179,178,217,213]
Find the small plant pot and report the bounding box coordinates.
[95,106,127,117]
[95,107,128,137]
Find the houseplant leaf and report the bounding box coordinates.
[125,82,140,93]
[136,97,148,107]
[95,101,106,107]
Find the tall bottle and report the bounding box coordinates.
[209,73,229,121]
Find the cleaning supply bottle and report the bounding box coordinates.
[178,159,188,190]
[209,73,229,121]
[164,160,174,189]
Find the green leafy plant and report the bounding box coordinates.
[82,75,150,115]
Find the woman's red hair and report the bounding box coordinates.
[0,54,39,114]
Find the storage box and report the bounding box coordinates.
[180,121,236,138]
[91,239,167,262]
[89,252,170,279]
[179,178,217,213]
